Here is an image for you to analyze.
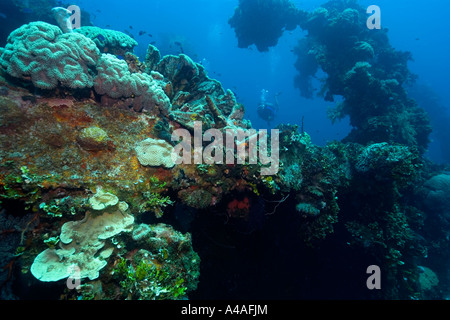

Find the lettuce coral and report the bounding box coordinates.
[0,21,100,90]
[30,192,134,282]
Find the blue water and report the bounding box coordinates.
[40,0,450,160]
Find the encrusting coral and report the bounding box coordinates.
[135,138,176,168]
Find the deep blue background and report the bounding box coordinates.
[72,0,450,162]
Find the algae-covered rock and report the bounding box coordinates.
[77,126,110,151]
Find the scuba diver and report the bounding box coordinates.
[257,89,280,126]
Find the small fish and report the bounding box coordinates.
[173,41,185,54]
[123,30,134,39]
[139,30,146,36]
[150,41,157,45]
[22,7,33,14]
[116,55,125,60]
[0,12,6,19]
[105,24,111,28]
[148,34,153,37]
[96,34,105,42]
[129,25,133,29]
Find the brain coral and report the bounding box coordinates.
[75,26,138,55]
[94,54,171,113]
[135,137,175,168]
[0,22,100,90]
[94,53,153,99]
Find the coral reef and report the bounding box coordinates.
[0,0,93,47]
[147,47,250,130]
[0,13,447,300]
[0,22,249,300]
[229,0,431,153]
[225,1,444,298]
[93,53,171,114]
[0,22,100,90]
[108,223,200,300]
[75,26,138,55]
[228,0,304,51]
[292,1,431,153]
[30,191,134,282]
